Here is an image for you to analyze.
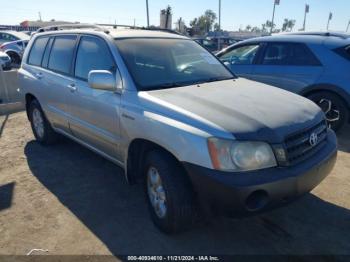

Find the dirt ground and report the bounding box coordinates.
[0,112,350,257]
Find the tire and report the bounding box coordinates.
[7,52,21,65]
[307,91,349,132]
[144,150,198,234]
[28,99,58,145]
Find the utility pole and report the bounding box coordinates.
[270,0,280,34]
[218,0,221,51]
[146,0,150,27]
[303,4,309,31]
[347,20,350,32]
[327,12,332,31]
[38,12,42,22]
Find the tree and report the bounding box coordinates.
[265,20,275,32]
[214,23,220,31]
[190,9,217,35]
[245,25,252,32]
[251,26,261,33]
[282,18,296,32]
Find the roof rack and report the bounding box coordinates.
[97,23,182,35]
[36,23,109,34]
[35,23,183,37]
[279,31,350,39]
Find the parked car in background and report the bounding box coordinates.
[194,37,238,53]
[0,51,12,70]
[0,40,29,65]
[193,37,218,52]
[0,31,30,45]
[217,32,350,131]
[19,28,337,234]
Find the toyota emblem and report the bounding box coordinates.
[309,133,319,147]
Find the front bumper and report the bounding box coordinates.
[183,130,338,217]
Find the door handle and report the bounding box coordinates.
[35,72,43,79]
[67,83,77,92]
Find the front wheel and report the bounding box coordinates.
[144,150,198,234]
[307,91,349,132]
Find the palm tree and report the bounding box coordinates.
[282,19,296,32]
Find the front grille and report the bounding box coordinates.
[284,120,328,166]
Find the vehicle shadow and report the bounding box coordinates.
[337,124,350,153]
[0,182,15,212]
[24,139,350,255]
[0,114,9,138]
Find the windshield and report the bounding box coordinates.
[115,38,234,91]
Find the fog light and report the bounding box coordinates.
[274,147,287,162]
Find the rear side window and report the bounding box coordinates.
[334,45,350,61]
[262,43,321,66]
[74,36,115,80]
[28,37,49,66]
[48,35,77,74]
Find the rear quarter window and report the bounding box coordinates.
[28,37,49,66]
[334,45,350,61]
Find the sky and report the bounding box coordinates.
[1,0,349,32]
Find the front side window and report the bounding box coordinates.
[75,36,115,80]
[115,38,233,91]
[219,44,259,65]
[28,37,49,66]
[48,35,77,74]
[262,43,321,66]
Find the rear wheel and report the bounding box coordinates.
[307,91,349,132]
[144,150,198,234]
[28,100,58,145]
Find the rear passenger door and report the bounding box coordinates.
[251,42,324,93]
[25,35,70,132]
[66,35,121,160]
[43,35,78,132]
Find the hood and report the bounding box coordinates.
[143,78,324,143]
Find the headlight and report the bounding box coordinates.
[207,138,277,172]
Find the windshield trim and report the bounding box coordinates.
[114,37,236,91]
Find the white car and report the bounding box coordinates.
[0,51,11,70]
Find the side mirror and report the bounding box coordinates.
[88,70,120,92]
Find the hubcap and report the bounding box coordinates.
[32,108,45,138]
[147,167,167,219]
[318,99,340,127]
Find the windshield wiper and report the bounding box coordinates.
[194,77,234,85]
[144,82,184,90]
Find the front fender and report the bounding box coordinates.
[121,109,216,170]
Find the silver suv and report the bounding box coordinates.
[18,29,337,234]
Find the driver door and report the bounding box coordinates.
[218,43,261,78]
